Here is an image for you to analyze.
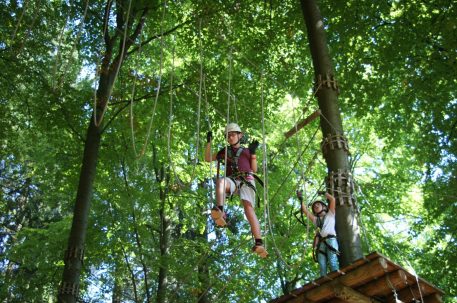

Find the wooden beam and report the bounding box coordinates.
[386,283,429,303]
[284,109,321,139]
[302,257,390,302]
[423,293,443,303]
[357,270,408,297]
[334,283,381,303]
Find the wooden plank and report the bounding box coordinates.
[303,258,390,302]
[337,257,391,288]
[270,253,384,303]
[423,293,443,303]
[386,283,429,303]
[403,273,443,296]
[284,109,321,139]
[357,270,408,297]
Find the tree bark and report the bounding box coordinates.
[197,228,210,303]
[58,3,148,301]
[58,118,102,302]
[155,153,170,303]
[299,0,363,266]
[156,188,171,303]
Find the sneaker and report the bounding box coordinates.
[211,207,227,227]
[252,245,268,258]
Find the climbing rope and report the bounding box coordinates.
[167,35,179,181]
[134,1,167,159]
[129,32,145,159]
[189,17,204,181]
[204,75,215,205]
[260,72,269,249]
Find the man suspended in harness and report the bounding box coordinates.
[204,122,268,258]
[297,190,340,276]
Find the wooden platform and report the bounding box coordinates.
[270,252,444,303]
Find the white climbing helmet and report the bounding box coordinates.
[225,122,242,133]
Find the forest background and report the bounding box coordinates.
[0,0,456,302]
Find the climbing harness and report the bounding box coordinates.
[311,212,340,263]
[312,232,340,262]
[216,146,264,207]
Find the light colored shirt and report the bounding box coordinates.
[316,210,336,237]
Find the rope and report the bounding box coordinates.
[259,71,298,269]
[292,101,314,248]
[129,33,144,158]
[167,36,178,180]
[227,47,233,123]
[189,17,204,180]
[405,263,425,303]
[318,109,341,136]
[260,72,269,248]
[233,94,238,123]
[268,125,320,207]
[136,0,167,157]
[221,45,232,205]
[204,76,215,205]
[200,16,215,206]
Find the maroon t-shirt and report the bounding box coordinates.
[216,146,252,177]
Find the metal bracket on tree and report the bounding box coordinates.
[325,169,357,206]
[321,133,350,156]
[64,246,85,263]
[58,281,79,296]
[314,73,339,93]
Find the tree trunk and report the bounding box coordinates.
[156,191,171,303]
[58,117,102,302]
[197,228,210,303]
[58,3,148,301]
[156,159,171,303]
[299,0,363,266]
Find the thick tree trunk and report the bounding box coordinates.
[197,228,210,303]
[112,265,123,303]
[58,118,102,302]
[156,158,171,303]
[156,191,170,303]
[300,0,363,266]
[57,4,147,301]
